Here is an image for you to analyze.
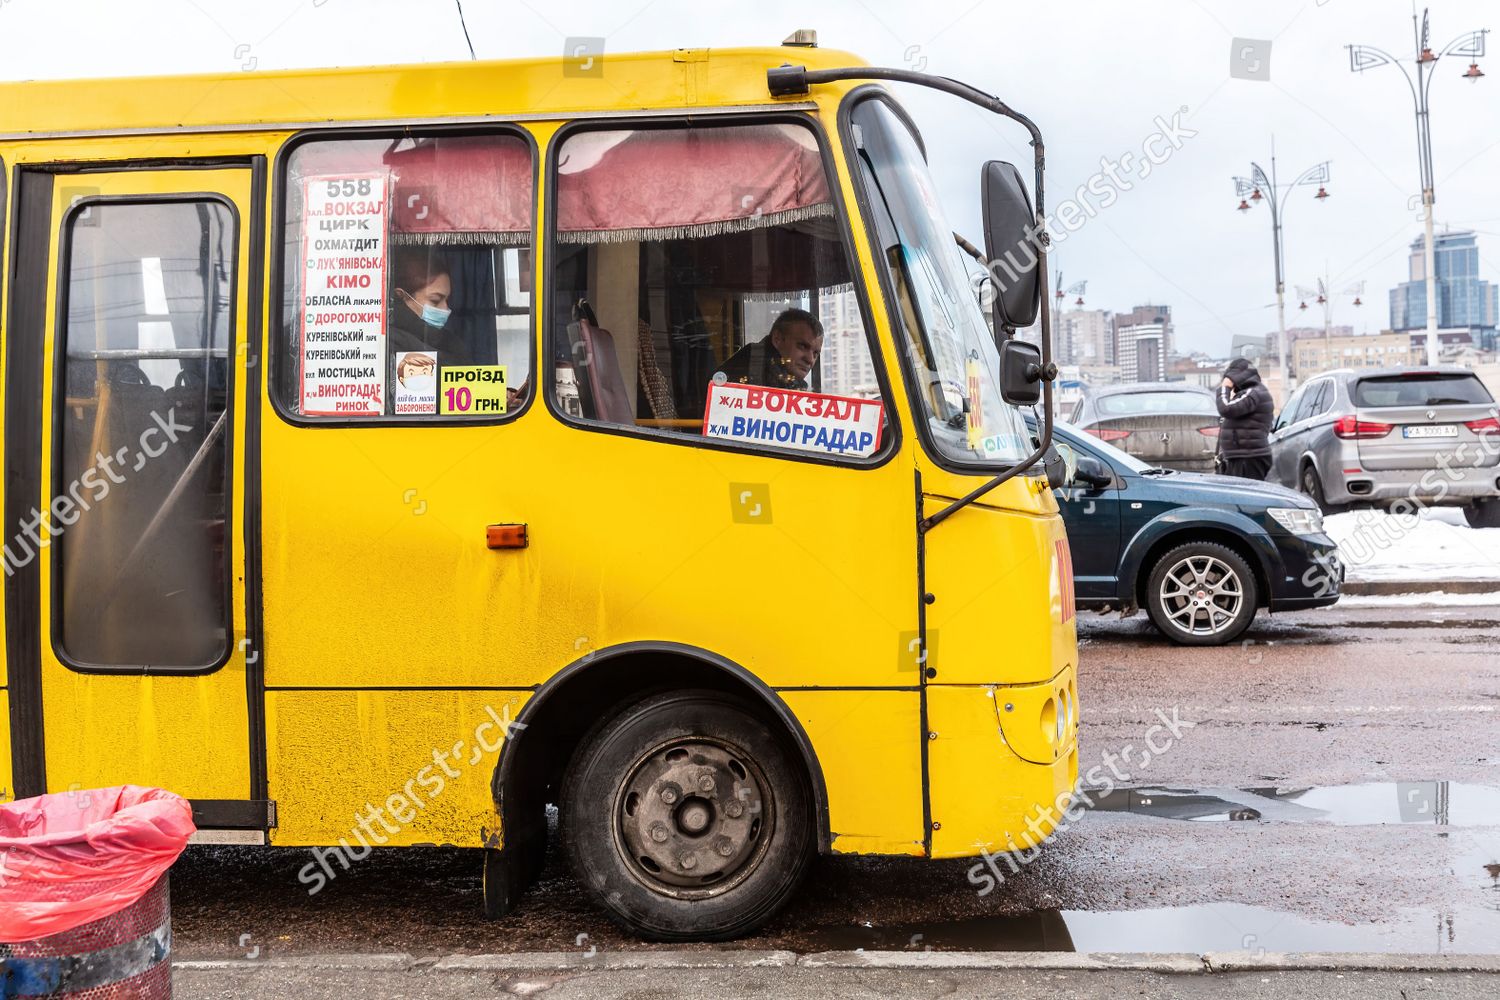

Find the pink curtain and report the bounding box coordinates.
[385,139,532,242]
[290,125,833,244]
[557,125,833,242]
[292,136,533,244]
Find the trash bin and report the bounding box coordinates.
[0,786,195,998]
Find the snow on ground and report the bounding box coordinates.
[1338,591,1500,607]
[1325,506,1500,582]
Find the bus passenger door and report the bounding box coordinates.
[6,164,263,826]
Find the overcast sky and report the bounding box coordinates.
[3,0,1498,355]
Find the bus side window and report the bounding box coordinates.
[276,131,534,421]
[549,122,887,461]
[55,200,236,669]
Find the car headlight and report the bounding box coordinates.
[1268,506,1324,536]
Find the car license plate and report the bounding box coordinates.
[1402,424,1458,439]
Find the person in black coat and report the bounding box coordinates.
[1215,357,1275,480]
[715,308,824,391]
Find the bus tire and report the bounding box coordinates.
[560,688,813,941]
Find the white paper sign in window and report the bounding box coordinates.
[702,383,884,458]
[299,173,390,416]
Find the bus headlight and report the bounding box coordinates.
[1040,697,1057,744]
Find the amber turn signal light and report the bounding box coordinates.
[486,523,529,549]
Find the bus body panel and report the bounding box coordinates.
[0,691,11,800]
[0,49,872,140]
[920,493,1075,688]
[259,418,916,692]
[781,689,924,856]
[265,689,526,848]
[926,682,1078,860]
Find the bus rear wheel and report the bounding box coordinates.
[560,689,813,941]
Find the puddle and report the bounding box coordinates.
[802,836,1500,954]
[802,902,1500,954]
[1088,781,1500,826]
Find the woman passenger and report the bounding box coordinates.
[390,250,470,362]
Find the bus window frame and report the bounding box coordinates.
[541,111,903,470]
[267,123,541,429]
[838,86,1028,480]
[50,191,242,676]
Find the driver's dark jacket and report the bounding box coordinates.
[714,335,809,391]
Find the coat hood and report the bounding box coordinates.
[1224,357,1261,387]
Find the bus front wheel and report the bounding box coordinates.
[560,688,814,940]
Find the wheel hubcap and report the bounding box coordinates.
[614,738,772,898]
[1159,554,1244,636]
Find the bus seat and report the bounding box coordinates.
[574,317,635,424]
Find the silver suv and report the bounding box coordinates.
[1267,367,1500,527]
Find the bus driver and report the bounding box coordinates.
[714,307,823,392]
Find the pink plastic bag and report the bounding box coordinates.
[0,785,196,942]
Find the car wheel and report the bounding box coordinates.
[1465,499,1500,529]
[1145,541,1259,646]
[1299,463,1335,514]
[560,689,814,941]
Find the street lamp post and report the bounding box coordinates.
[1052,271,1087,312]
[1051,269,1086,359]
[1347,8,1487,366]
[1295,274,1365,373]
[1233,150,1331,397]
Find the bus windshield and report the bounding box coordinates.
[850,97,1031,468]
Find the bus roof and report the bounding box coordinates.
[0,45,870,139]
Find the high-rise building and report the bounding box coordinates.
[816,288,879,398]
[1113,304,1173,363]
[1116,322,1166,382]
[1389,230,1499,351]
[1058,309,1113,366]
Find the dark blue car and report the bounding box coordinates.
[1044,419,1342,645]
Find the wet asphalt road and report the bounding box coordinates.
[175,966,1500,999]
[168,601,1500,962]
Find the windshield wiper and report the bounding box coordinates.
[1139,467,1174,476]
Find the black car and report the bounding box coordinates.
[1044,419,1342,645]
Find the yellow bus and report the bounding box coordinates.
[0,33,1078,939]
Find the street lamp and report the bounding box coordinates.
[1052,270,1087,369]
[1347,8,1488,365]
[1053,271,1087,311]
[1295,275,1366,368]
[1232,151,1331,395]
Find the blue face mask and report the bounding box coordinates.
[401,289,451,330]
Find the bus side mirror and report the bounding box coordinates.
[999,338,1047,406]
[980,160,1041,332]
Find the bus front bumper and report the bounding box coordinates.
[925,669,1080,861]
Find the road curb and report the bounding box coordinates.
[1341,578,1500,596]
[172,950,1500,974]
[797,951,1204,972]
[1200,951,1500,973]
[431,950,798,971]
[174,953,416,971]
